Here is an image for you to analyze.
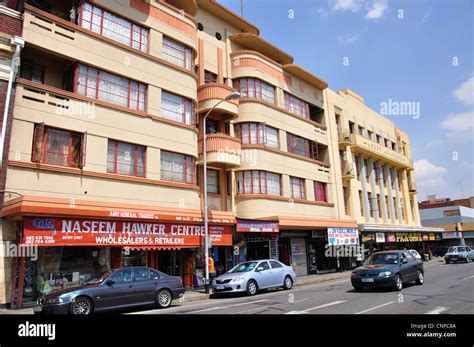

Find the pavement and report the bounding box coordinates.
[1,258,463,315]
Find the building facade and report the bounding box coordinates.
[0,0,435,308]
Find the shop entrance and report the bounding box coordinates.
[157,250,182,277]
[309,239,337,273]
[246,241,270,261]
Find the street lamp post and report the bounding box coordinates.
[203,91,240,294]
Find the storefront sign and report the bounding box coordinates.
[362,233,375,243]
[396,232,422,242]
[327,228,359,245]
[442,232,463,239]
[236,220,279,233]
[422,234,429,241]
[386,233,397,243]
[375,233,385,243]
[429,233,436,241]
[22,217,233,247]
[443,210,461,217]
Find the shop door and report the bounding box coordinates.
[246,241,269,261]
[291,238,308,276]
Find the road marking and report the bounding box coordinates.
[426,306,449,314]
[235,298,310,314]
[188,299,268,313]
[460,275,474,281]
[355,301,394,315]
[285,300,347,314]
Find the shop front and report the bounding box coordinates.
[5,202,234,307]
[234,219,279,263]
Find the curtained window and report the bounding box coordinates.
[161,91,195,125]
[160,151,195,184]
[76,64,146,111]
[235,123,279,148]
[234,78,275,104]
[314,181,328,202]
[107,140,145,177]
[284,92,310,118]
[290,176,305,199]
[162,36,194,71]
[207,169,220,194]
[237,170,281,196]
[80,3,148,52]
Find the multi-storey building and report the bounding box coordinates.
[0,0,437,308]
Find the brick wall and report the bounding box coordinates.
[0,12,22,37]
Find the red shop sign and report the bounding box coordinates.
[236,220,279,233]
[386,233,397,243]
[22,217,233,247]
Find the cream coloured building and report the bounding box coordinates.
[0,0,434,308]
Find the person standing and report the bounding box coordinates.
[208,256,216,286]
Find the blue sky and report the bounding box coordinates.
[218,0,473,200]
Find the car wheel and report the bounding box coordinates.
[353,285,363,292]
[156,289,173,309]
[415,270,424,285]
[283,276,293,290]
[394,274,403,291]
[246,280,258,296]
[70,297,93,315]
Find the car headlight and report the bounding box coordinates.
[231,277,244,282]
[45,297,64,304]
[378,271,392,277]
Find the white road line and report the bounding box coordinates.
[188,299,268,313]
[355,301,394,315]
[426,306,449,314]
[461,275,474,281]
[285,300,347,314]
[235,298,310,314]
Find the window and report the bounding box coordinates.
[290,176,305,199]
[215,32,222,41]
[20,61,44,84]
[197,23,204,31]
[160,151,195,184]
[270,261,283,269]
[235,123,279,148]
[107,140,145,177]
[204,70,218,84]
[150,270,160,280]
[161,91,196,125]
[286,133,319,159]
[80,3,149,52]
[314,181,327,202]
[257,261,270,271]
[76,64,146,111]
[349,121,355,134]
[284,92,309,118]
[162,36,194,71]
[234,78,275,104]
[133,268,151,281]
[32,124,86,168]
[110,269,132,284]
[237,171,281,196]
[207,169,220,194]
[205,118,219,134]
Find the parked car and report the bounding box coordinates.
[212,260,296,296]
[351,251,424,292]
[34,267,185,315]
[407,249,422,260]
[433,246,450,257]
[444,246,474,264]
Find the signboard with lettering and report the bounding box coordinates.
[328,228,359,245]
[386,233,397,243]
[362,232,375,243]
[375,233,386,243]
[396,232,422,242]
[236,220,279,233]
[443,210,461,217]
[22,217,233,247]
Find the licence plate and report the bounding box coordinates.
[361,278,374,283]
[216,285,224,290]
[33,306,42,312]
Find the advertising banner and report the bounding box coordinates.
[236,220,279,233]
[328,228,359,245]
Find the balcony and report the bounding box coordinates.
[350,133,412,169]
[197,84,240,120]
[338,130,352,149]
[198,134,241,168]
[341,161,355,181]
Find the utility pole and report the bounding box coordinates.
[240,0,244,17]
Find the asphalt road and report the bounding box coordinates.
[132,260,474,315]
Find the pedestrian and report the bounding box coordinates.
[356,251,364,267]
[208,256,216,286]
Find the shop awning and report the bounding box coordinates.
[256,215,358,229]
[359,224,445,233]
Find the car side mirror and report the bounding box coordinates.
[401,258,408,264]
[105,279,115,286]
[256,267,264,272]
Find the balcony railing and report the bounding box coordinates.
[338,130,352,146]
[198,134,241,168]
[197,83,240,119]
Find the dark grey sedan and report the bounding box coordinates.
[34,267,185,315]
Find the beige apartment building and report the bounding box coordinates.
[0,0,438,308]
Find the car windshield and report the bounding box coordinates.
[228,262,259,273]
[366,253,399,265]
[84,270,113,284]
[448,247,465,253]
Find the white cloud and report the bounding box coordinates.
[440,110,474,136]
[452,76,474,105]
[317,7,329,19]
[364,0,388,20]
[337,33,360,44]
[421,8,431,23]
[414,159,448,188]
[460,161,474,170]
[330,0,361,12]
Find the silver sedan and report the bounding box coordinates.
[212,260,297,296]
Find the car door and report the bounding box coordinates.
[133,268,157,305]
[402,252,418,280]
[254,261,272,289]
[97,269,135,309]
[398,253,412,281]
[269,260,285,287]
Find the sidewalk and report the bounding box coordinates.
[0,258,442,314]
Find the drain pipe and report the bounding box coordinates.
[0,36,25,167]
